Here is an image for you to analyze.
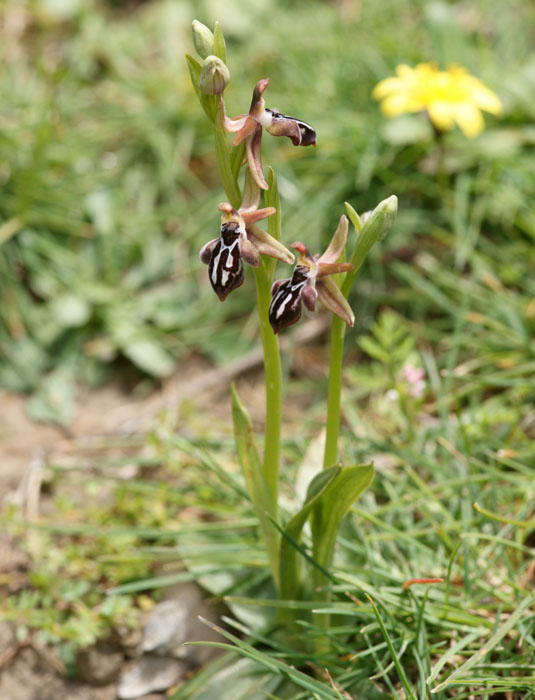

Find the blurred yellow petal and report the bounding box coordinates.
[427,102,455,131]
[395,64,416,80]
[372,77,406,99]
[373,61,502,137]
[414,62,439,80]
[453,102,484,138]
[471,85,503,114]
[381,93,425,116]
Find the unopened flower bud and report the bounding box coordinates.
[191,20,214,60]
[199,55,230,95]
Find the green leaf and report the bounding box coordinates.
[185,53,217,123]
[279,467,340,602]
[175,657,282,700]
[85,189,114,235]
[311,464,374,575]
[122,338,175,377]
[214,108,242,209]
[380,115,433,145]
[358,335,391,364]
[28,370,76,425]
[431,594,535,693]
[231,384,279,588]
[0,337,48,392]
[50,294,91,328]
[344,202,363,235]
[367,594,416,700]
[190,618,343,700]
[212,21,227,64]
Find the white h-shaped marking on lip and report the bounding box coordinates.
[211,239,239,287]
[275,292,293,319]
[274,280,306,318]
[211,248,222,285]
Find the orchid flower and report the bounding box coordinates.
[220,78,316,190]
[200,174,294,301]
[269,215,355,333]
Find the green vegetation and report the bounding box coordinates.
[1,0,534,697]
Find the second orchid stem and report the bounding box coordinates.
[323,196,397,470]
[323,314,347,469]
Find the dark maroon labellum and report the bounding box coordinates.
[269,266,309,333]
[208,222,244,301]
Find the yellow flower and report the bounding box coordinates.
[373,63,502,138]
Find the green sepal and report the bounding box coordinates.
[279,466,340,602]
[185,53,217,123]
[213,21,227,63]
[231,383,280,589]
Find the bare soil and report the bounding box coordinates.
[0,329,324,699]
[0,363,222,700]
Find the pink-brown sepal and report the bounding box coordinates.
[200,238,219,265]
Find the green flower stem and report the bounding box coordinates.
[323,196,397,470]
[213,114,282,586]
[253,262,281,510]
[323,314,346,469]
[322,218,363,470]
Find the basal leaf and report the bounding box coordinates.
[231,384,279,588]
[311,464,375,576]
[279,467,340,602]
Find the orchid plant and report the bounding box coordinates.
[187,21,397,641]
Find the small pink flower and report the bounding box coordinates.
[401,364,426,398]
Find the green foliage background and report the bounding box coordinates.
[1,0,533,423]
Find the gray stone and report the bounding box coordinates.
[138,583,222,666]
[138,598,192,655]
[117,582,224,698]
[117,656,186,699]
